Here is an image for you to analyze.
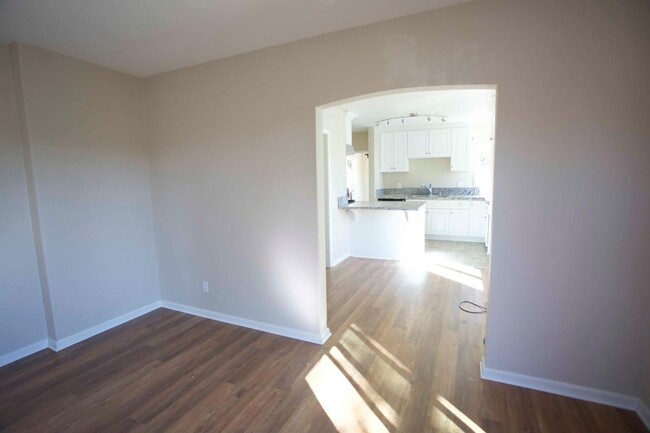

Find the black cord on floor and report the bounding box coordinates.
[459,301,487,314]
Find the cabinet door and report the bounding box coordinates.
[429,129,451,157]
[427,209,449,235]
[450,128,470,171]
[407,130,429,158]
[449,209,470,236]
[380,133,394,172]
[469,201,488,238]
[393,131,409,172]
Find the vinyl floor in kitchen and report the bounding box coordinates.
[0,241,646,432]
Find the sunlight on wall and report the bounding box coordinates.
[267,240,319,332]
[306,355,389,433]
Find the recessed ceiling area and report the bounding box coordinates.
[0,0,472,77]
[335,88,496,132]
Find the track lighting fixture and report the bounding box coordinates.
[375,113,447,127]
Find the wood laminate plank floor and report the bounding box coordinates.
[0,241,647,432]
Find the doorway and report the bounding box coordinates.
[315,84,497,336]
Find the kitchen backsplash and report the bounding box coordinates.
[377,187,481,197]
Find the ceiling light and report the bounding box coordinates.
[375,113,447,127]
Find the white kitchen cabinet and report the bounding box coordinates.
[426,209,449,235]
[448,209,470,236]
[407,129,451,159]
[469,201,489,238]
[450,128,470,171]
[380,132,409,173]
[422,199,487,241]
[428,129,451,157]
[407,130,429,158]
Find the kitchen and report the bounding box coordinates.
[324,88,495,265]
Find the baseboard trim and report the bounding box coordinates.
[637,400,650,430]
[0,339,49,368]
[479,357,638,410]
[162,301,329,345]
[329,254,349,267]
[51,301,162,351]
[426,234,485,243]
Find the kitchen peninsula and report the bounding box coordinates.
[339,200,426,261]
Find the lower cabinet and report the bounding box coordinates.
[423,200,488,242]
[426,209,449,235]
[469,201,489,238]
[449,209,470,236]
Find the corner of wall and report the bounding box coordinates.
[7,42,58,342]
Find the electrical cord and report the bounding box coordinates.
[459,301,487,314]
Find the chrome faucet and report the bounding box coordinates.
[422,183,433,196]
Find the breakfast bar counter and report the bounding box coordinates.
[340,200,425,261]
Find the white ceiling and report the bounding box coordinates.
[0,0,470,78]
[336,88,496,132]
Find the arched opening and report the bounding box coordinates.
[315,84,497,341]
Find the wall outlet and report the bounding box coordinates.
[397,182,402,188]
[202,281,209,293]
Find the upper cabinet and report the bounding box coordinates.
[407,130,428,158]
[450,128,470,171]
[379,125,473,172]
[380,132,409,173]
[407,129,451,159]
[429,129,452,157]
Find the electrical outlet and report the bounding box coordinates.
[202,281,209,293]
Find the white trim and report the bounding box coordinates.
[426,234,485,243]
[479,357,638,410]
[162,301,330,345]
[637,400,650,430]
[320,327,332,344]
[328,254,349,268]
[50,301,162,351]
[0,339,49,368]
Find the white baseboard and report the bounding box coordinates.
[0,339,49,368]
[479,357,638,410]
[162,301,330,345]
[50,301,162,351]
[637,400,650,430]
[426,234,485,243]
[329,254,349,267]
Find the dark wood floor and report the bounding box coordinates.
[1,242,647,432]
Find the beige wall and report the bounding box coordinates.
[645,323,650,407]
[10,43,160,341]
[382,158,474,188]
[145,0,650,398]
[352,131,368,152]
[0,44,48,355]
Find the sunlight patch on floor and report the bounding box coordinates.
[306,355,389,433]
[339,330,411,390]
[350,324,412,376]
[329,346,400,428]
[400,251,484,291]
[434,395,486,433]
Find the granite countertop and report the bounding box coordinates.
[340,200,426,211]
[379,194,487,201]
